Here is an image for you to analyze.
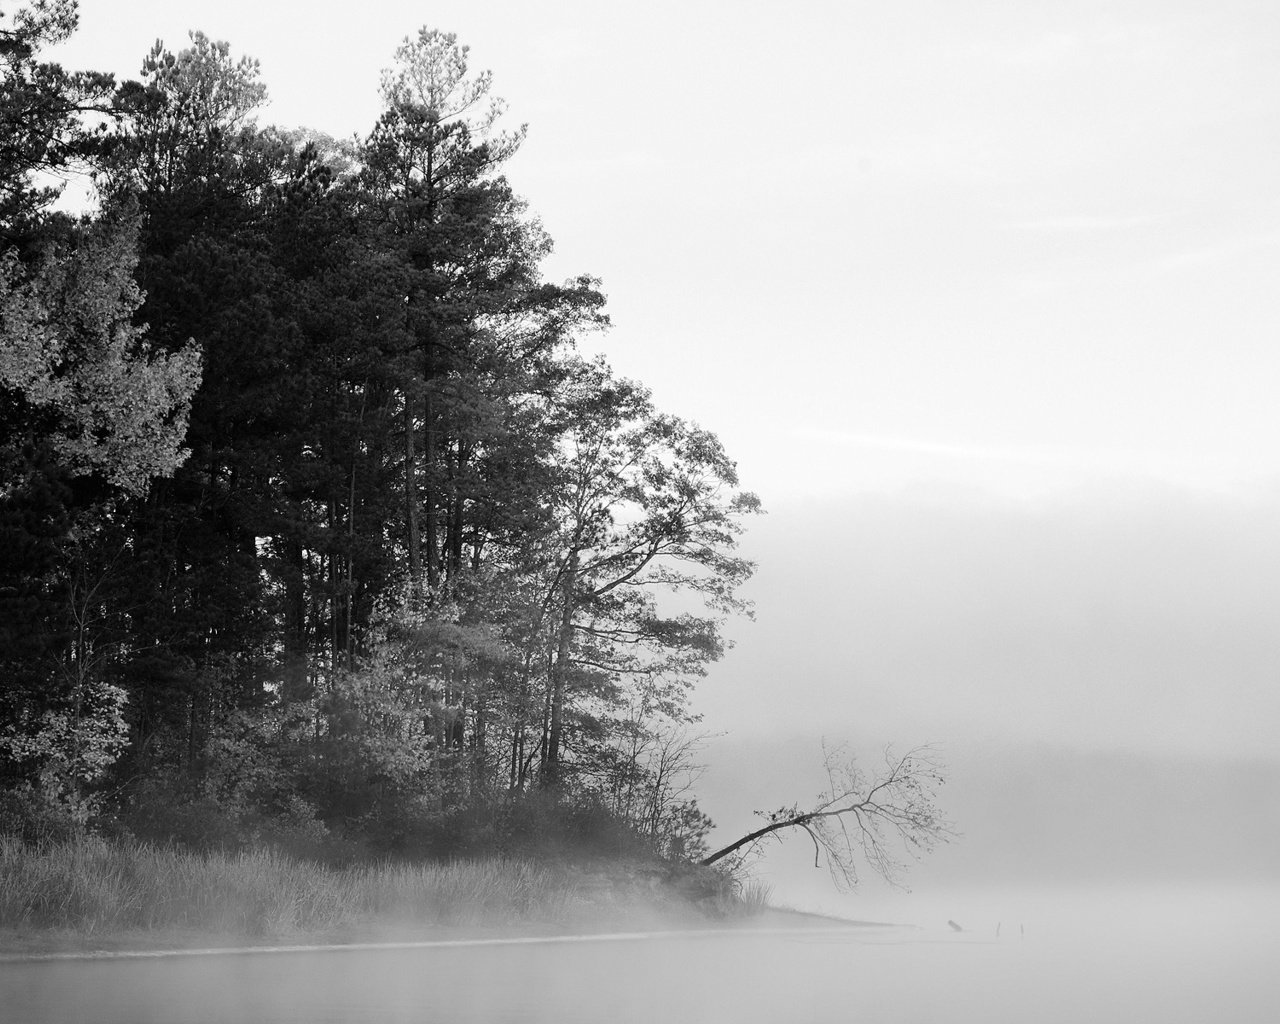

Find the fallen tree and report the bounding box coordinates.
[700,744,954,888]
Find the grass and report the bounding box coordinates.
[0,836,764,950]
[0,835,580,941]
[737,878,774,916]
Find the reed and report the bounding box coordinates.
[0,835,581,937]
[737,878,774,915]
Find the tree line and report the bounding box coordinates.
[1,2,761,861]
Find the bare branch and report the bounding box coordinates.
[701,743,956,890]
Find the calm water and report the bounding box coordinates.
[3,884,1276,1023]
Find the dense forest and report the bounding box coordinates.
[0,1,762,863]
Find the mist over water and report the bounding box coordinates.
[3,883,1275,1024]
[10,733,1273,1022]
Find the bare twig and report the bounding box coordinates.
[701,743,956,890]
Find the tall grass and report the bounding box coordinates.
[0,836,580,938]
[737,878,773,916]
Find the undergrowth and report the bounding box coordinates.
[0,835,580,937]
[0,836,762,941]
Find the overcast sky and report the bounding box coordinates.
[52,1,1280,495]
[52,1,1280,502]
[50,1,1280,893]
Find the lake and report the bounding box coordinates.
[2,883,1275,1023]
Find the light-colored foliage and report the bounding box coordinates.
[381,28,501,129]
[116,30,269,197]
[0,680,128,831]
[0,216,201,495]
[0,685,127,786]
[533,356,760,784]
[370,25,526,190]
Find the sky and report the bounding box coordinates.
[47,0,1280,898]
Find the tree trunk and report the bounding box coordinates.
[404,390,421,582]
[447,439,467,578]
[701,816,814,867]
[541,549,578,788]
[422,389,439,588]
[282,536,309,703]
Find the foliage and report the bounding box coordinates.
[0,9,786,879]
[0,214,201,495]
[0,26,201,818]
[0,0,116,235]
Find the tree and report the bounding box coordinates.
[0,4,205,828]
[0,514,131,830]
[530,357,761,788]
[0,212,201,825]
[594,712,715,860]
[0,213,202,495]
[0,213,200,812]
[103,29,270,262]
[0,20,770,864]
[700,745,954,889]
[0,0,115,240]
[361,27,541,588]
[14,28,289,814]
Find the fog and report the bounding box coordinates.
[692,481,1280,932]
[5,893,1277,1023]
[11,489,1276,1023]
[11,473,1271,1023]
[696,480,1280,759]
[20,2,1280,1018]
[701,736,1280,893]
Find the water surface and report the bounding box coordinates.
[3,885,1274,1023]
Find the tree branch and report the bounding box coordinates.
[700,744,955,890]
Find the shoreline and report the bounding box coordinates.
[757,905,901,929]
[0,906,901,964]
[0,836,901,962]
[0,910,899,964]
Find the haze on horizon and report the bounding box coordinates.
[48,0,1280,903]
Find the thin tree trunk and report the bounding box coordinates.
[448,440,467,578]
[510,721,523,792]
[422,392,439,589]
[282,536,309,703]
[328,501,340,667]
[542,549,578,789]
[404,390,421,582]
[346,386,366,670]
[511,650,535,791]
